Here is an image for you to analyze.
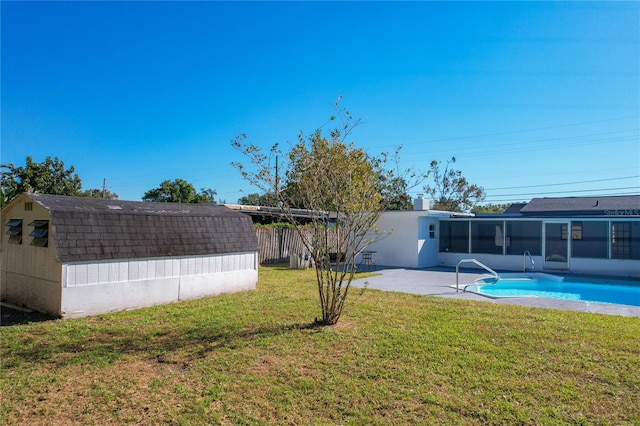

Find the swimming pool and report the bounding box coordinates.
[464,273,640,307]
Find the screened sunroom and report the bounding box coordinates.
[437,196,640,278]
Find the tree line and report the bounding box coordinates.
[238,156,510,214]
[1,155,508,213]
[0,156,217,207]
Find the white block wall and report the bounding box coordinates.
[437,252,640,278]
[364,211,449,268]
[60,252,258,318]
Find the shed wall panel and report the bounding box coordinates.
[179,269,257,301]
[2,272,62,316]
[62,252,257,287]
[118,263,129,281]
[98,263,110,284]
[61,278,181,318]
[155,259,166,278]
[87,263,99,285]
[139,261,148,280]
[109,263,120,283]
[75,264,88,286]
[59,252,258,317]
[128,261,140,281]
[170,259,180,277]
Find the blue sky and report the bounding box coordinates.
[2,1,638,204]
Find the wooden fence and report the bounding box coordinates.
[255,227,344,264]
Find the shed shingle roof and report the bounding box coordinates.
[27,193,259,263]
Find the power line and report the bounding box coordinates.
[483,186,640,199]
[371,115,639,148]
[486,175,640,191]
[478,166,640,182]
[483,191,640,203]
[402,132,638,162]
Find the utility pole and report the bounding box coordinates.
[275,155,279,198]
[102,178,107,199]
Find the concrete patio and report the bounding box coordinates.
[350,266,640,317]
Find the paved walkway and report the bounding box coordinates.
[350,267,640,317]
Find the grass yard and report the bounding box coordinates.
[2,265,639,425]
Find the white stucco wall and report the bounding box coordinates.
[60,251,258,318]
[363,211,445,268]
[565,258,640,279]
[438,252,640,278]
[437,252,543,272]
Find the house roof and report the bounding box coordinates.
[22,193,259,263]
[504,203,527,214]
[520,195,640,216]
[224,203,326,223]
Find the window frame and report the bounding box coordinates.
[439,220,470,253]
[571,221,608,259]
[505,220,542,256]
[5,219,23,244]
[28,219,49,248]
[611,221,640,260]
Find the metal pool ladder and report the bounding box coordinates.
[456,259,500,292]
[523,250,535,272]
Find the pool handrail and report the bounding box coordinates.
[456,259,500,292]
[523,250,535,272]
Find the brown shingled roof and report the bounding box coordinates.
[28,193,259,263]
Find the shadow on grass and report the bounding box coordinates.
[1,306,59,327]
[4,316,328,368]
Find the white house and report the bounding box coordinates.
[362,196,472,268]
[1,193,259,317]
[365,195,640,278]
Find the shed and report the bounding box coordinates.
[1,193,259,318]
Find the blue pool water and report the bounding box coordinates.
[465,274,640,307]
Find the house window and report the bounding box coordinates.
[471,221,504,255]
[6,219,23,244]
[439,220,469,253]
[429,224,436,239]
[571,221,608,259]
[29,220,49,247]
[505,221,541,256]
[571,223,582,240]
[611,221,640,260]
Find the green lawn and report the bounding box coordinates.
[2,265,639,425]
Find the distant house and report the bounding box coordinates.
[1,193,259,317]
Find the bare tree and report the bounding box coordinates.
[232,103,422,325]
[424,157,485,212]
